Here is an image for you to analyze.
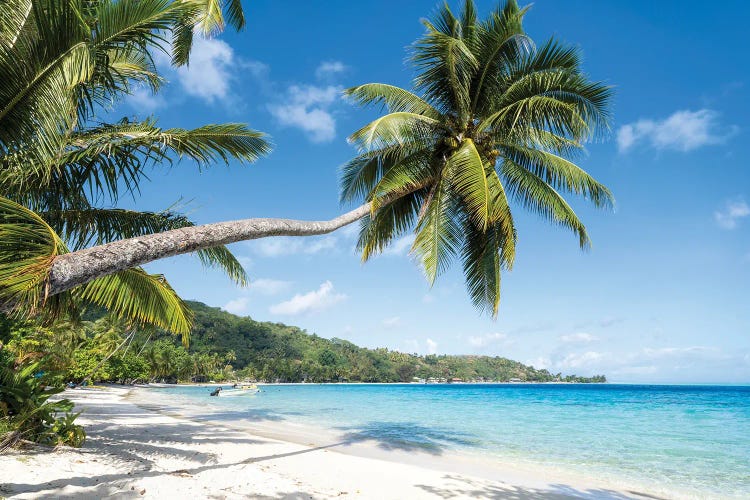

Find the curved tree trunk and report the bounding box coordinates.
[46,202,374,297]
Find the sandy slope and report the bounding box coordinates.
[0,386,660,499]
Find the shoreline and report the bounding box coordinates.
[0,385,694,499]
[129,385,703,500]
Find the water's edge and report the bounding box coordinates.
[122,384,750,499]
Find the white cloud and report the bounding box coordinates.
[617,109,734,153]
[128,85,165,112]
[381,235,415,256]
[174,37,235,103]
[382,316,401,329]
[268,84,341,142]
[270,281,346,315]
[223,297,249,315]
[315,61,346,80]
[426,338,438,355]
[528,356,551,370]
[403,339,420,352]
[558,351,605,370]
[468,332,507,348]
[250,278,292,295]
[541,345,740,380]
[714,199,750,229]
[252,236,337,257]
[641,346,722,359]
[559,332,599,343]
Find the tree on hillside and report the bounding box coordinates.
[1,0,613,322]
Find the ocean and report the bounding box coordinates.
[134,383,750,498]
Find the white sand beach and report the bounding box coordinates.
[0,386,668,499]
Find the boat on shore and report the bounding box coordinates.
[213,384,260,397]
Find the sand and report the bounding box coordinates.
[0,386,667,499]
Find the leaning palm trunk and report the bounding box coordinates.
[47,202,374,297]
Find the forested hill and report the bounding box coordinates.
[169,301,605,383]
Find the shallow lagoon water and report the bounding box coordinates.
[140,383,750,498]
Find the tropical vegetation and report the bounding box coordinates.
[0,0,613,320]
[0,0,267,331]
[0,0,259,449]
[344,0,612,315]
[1,303,606,386]
[0,0,613,450]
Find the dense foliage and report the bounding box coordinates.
[2,302,605,386]
[0,0,256,451]
[183,302,605,383]
[0,315,85,449]
[344,0,612,316]
[0,0,265,335]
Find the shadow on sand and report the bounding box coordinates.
[1,395,664,500]
[337,421,480,455]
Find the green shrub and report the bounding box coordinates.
[0,359,85,450]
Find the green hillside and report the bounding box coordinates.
[2,302,605,384]
[175,301,604,383]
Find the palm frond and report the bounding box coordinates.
[369,151,436,208]
[340,143,429,204]
[0,197,67,316]
[40,206,193,250]
[93,0,181,51]
[74,267,193,343]
[411,177,462,284]
[470,0,532,113]
[349,112,439,152]
[358,190,425,261]
[448,138,508,229]
[4,120,271,204]
[0,0,92,161]
[345,84,441,119]
[413,18,478,119]
[500,159,590,248]
[499,144,614,208]
[195,246,248,287]
[172,0,245,65]
[461,216,514,317]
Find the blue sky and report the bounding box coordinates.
[117,0,748,383]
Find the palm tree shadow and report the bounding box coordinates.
[336,421,480,455]
[415,474,667,500]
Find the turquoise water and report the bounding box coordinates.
[142,384,750,498]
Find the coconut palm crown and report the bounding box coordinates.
[343,0,614,317]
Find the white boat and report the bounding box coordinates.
[216,385,260,397]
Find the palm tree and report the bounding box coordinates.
[342,0,613,314]
[1,0,613,319]
[0,0,268,336]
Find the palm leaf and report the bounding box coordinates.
[499,144,614,208]
[0,197,67,316]
[461,216,514,317]
[447,138,509,229]
[344,84,441,119]
[75,267,193,344]
[410,177,461,283]
[349,112,439,152]
[358,190,425,261]
[500,159,590,248]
